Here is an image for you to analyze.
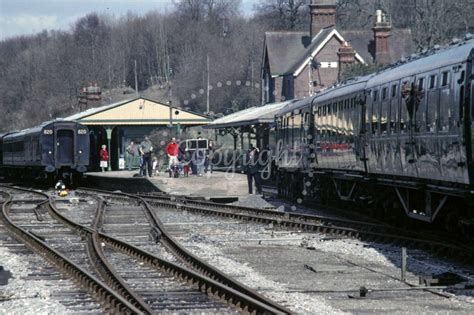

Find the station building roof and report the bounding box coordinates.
[64,96,211,126]
[205,100,294,129]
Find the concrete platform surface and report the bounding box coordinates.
[86,170,274,208]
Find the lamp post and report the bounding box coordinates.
[168,101,173,128]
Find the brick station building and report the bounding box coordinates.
[261,0,414,104]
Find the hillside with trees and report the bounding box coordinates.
[0,0,472,131]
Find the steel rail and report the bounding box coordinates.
[139,192,389,230]
[136,193,474,263]
[87,198,155,314]
[0,189,143,315]
[48,189,286,314]
[79,187,294,314]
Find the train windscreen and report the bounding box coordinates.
[57,129,74,165]
[197,140,208,149]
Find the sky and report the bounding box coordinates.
[0,0,259,40]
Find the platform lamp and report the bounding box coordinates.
[174,110,181,135]
[168,100,173,128]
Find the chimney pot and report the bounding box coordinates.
[373,9,392,64]
[309,0,337,38]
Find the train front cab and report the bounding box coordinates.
[41,122,89,177]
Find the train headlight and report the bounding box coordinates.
[48,151,52,154]
[78,150,83,154]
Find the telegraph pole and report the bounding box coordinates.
[134,59,138,96]
[206,54,210,114]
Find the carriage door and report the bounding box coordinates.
[56,129,74,165]
[470,53,474,184]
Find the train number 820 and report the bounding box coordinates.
[78,129,88,135]
[43,129,53,135]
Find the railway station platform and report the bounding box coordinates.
[85,170,275,209]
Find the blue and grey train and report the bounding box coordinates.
[274,38,474,233]
[0,120,90,183]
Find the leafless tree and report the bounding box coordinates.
[411,0,473,48]
[254,0,309,30]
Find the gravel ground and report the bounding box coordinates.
[2,189,474,314]
[0,245,75,314]
[157,206,474,314]
[0,193,101,314]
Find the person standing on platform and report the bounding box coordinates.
[126,141,137,171]
[165,138,179,171]
[140,136,153,177]
[194,148,206,176]
[245,145,262,195]
[205,140,215,174]
[99,144,108,172]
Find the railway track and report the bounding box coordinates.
[1,185,290,314]
[78,188,294,314]
[136,192,474,264]
[0,187,141,314]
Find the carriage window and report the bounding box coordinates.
[429,75,436,89]
[373,90,378,102]
[371,102,379,135]
[441,71,449,86]
[417,78,424,91]
[400,82,408,134]
[391,85,397,98]
[381,102,389,134]
[382,87,387,100]
[390,97,397,133]
[416,78,426,132]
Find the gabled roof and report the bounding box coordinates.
[264,32,310,76]
[290,26,366,76]
[64,96,211,126]
[264,26,414,78]
[342,28,414,65]
[204,100,294,129]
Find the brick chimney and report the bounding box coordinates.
[373,9,392,65]
[338,41,356,80]
[309,0,337,38]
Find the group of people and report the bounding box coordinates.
[100,136,155,176]
[119,137,214,178]
[126,136,154,177]
[99,136,264,196]
[166,138,214,178]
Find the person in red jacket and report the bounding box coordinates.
[99,144,108,172]
[165,138,179,173]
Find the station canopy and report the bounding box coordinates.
[64,96,211,126]
[204,100,294,129]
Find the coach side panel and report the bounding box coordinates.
[469,50,474,187]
